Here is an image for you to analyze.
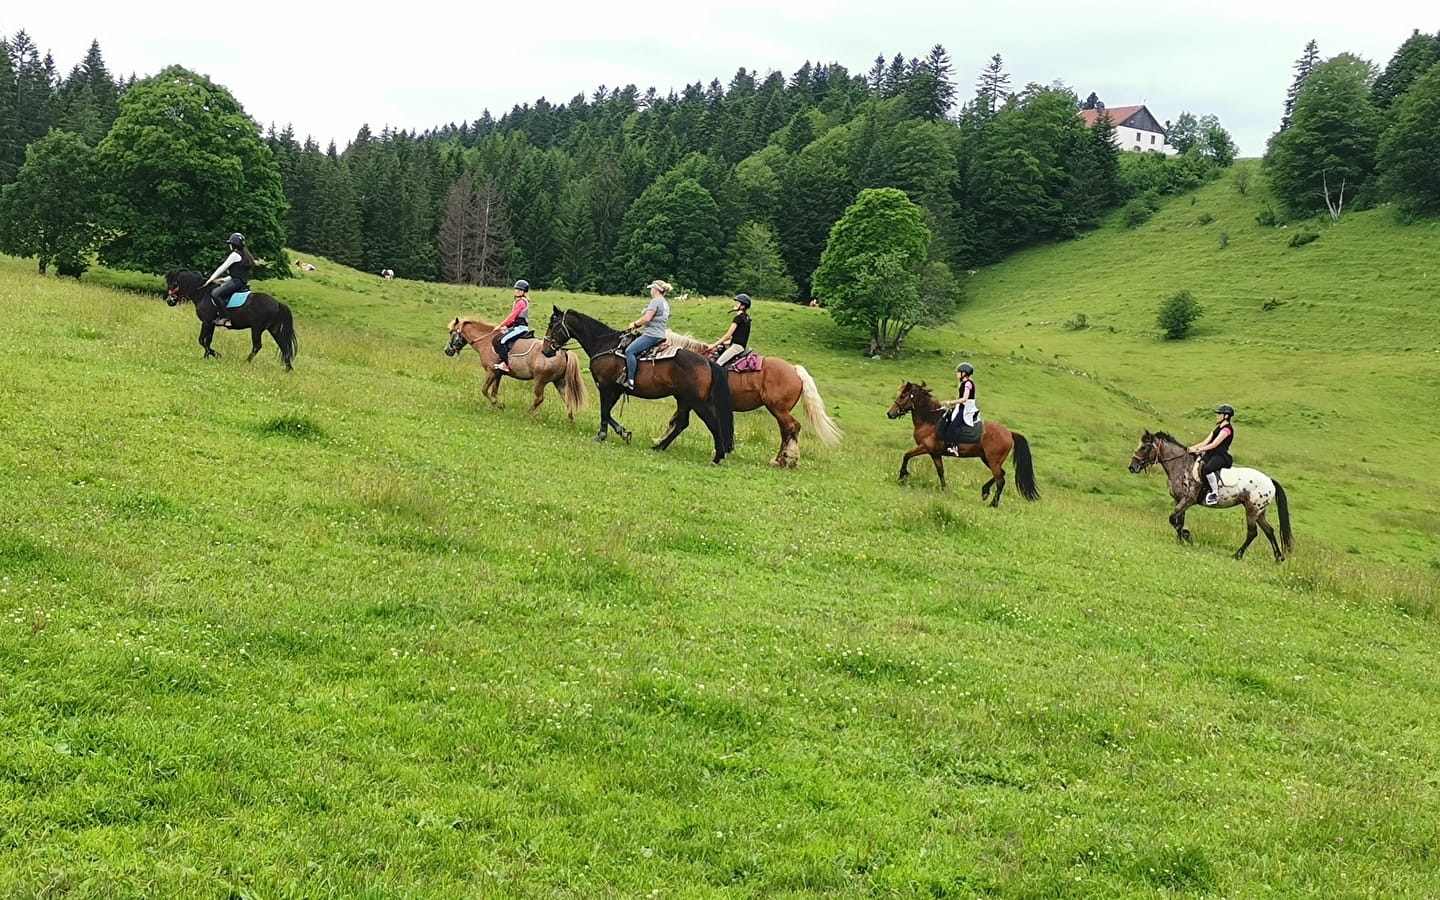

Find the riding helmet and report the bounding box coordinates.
[733,293,751,308]
[955,362,974,375]
[1214,403,1235,416]
[228,232,245,247]
[514,279,530,292]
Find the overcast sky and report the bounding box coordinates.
[11,1,1437,157]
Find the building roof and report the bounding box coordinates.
[1078,105,1148,129]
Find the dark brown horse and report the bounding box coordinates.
[656,333,843,467]
[886,381,1040,506]
[444,316,586,421]
[165,270,297,370]
[542,307,734,463]
[1128,430,1292,561]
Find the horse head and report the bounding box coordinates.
[887,381,931,419]
[444,317,468,356]
[541,306,568,357]
[1128,430,1159,472]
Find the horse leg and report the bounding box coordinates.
[247,327,263,362]
[1169,502,1192,542]
[652,405,692,451]
[770,407,802,468]
[988,464,1007,508]
[899,446,928,484]
[1256,508,1284,562]
[482,371,502,408]
[526,378,546,415]
[1234,505,1262,560]
[931,453,947,490]
[198,322,218,359]
[597,390,630,444]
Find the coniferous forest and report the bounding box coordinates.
[4,28,1438,301]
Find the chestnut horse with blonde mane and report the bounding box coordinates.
[444,316,586,421]
[887,380,1040,506]
[657,333,843,467]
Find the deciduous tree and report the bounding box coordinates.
[0,130,102,275]
[1377,61,1440,214]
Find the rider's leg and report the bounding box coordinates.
[623,334,661,385]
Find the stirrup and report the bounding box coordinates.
[1203,492,1219,506]
[494,362,510,372]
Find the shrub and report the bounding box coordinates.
[1157,290,1203,340]
[1255,205,1281,227]
[1218,231,1230,249]
[1288,229,1320,248]
[1064,313,1090,331]
[1195,212,1215,226]
[1121,191,1161,228]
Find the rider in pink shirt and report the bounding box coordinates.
[493,280,531,373]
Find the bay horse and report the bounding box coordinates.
[444,316,586,421]
[1128,430,1292,561]
[886,381,1040,506]
[655,333,843,467]
[542,307,734,464]
[165,270,297,371]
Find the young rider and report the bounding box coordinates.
[205,232,254,327]
[1189,404,1236,506]
[619,280,672,391]
[493,279,531,373]
[708,293,752,366]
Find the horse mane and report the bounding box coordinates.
[456,315,499,331]
[665,330,707,352]
[1152,431,1183,447]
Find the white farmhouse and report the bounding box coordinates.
[1078,104,1174,155]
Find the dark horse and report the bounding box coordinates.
[165,270,297,370]
[542,306,734,464]
[886,381,1040,506]
[661,333,843,467]
[1128,430,1292,561]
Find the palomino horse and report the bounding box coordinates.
[656,333,843,467]
[165,270,298,370]
[444,317,586,421]
[542,307,734,464]
[886,381,1040,506]
[1128,430,1292,561]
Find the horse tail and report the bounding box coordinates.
[794,365,843,445]
[1011,432,1041,501]
[1272,478,1293,552]
[561,351,587,415]
[273,302,298,366]
[708,360,735,455]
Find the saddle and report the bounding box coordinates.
[612,337,681,361]
[940,412,983,446]
[219,291,250,310]
[1190,460,1241,487]
[719,349,763,373]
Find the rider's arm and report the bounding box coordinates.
[630,309,656,330]
[1189,426,1230,453]
[712,323,737,348]
[206,251,241,284]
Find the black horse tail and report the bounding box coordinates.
[1273,478,1293,552]
[273,302,298,367]
[1012,432,1041,501]
[708,360,735,455]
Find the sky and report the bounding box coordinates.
[10,1,1438,157]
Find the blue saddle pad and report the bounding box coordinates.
[225,291,250,309]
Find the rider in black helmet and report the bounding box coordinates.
[205,232,255,327]
[937,362,980,453]
[708,293,752,367]
[1189,404,1236,505]
[493,279,532,373]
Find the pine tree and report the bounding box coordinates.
[724,221,798,300]
[11,32,57,158]
[0,40,18,183]
[1081,92,1101,110]
[975,54,1011,115]
[303,143,363,268]
[1371,29,1440,110]
[1280,39,1320,131]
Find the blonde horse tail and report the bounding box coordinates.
[562,351,587,415]
[795,365,843,445]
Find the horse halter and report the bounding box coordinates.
[1130,439,1190,472]
[544,313,573,352]
[444,328,467,356]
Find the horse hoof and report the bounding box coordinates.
[593,434,607,443]
[622,432,632,446]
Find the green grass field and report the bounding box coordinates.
[3,168,1439,897]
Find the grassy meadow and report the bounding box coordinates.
[2,168,1439,897]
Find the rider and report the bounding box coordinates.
[937,363,979,454]
[205,232,254,327]
[1189,404,1235,506]
[619,279,672,391]
[493,279,532,373]
[708,293,752,366]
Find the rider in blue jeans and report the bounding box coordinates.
[620,279,672,391]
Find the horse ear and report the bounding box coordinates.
[1142,429,1152,439]
[552,305,562,314]
[919,381,928,390]
[449,317,460,329]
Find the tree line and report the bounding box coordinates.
[1266,30,1440,219]
[0,31,1247,310]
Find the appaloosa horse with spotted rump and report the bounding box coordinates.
[1128,430,1293,561]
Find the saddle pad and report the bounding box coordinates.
[729,351,762,373]
[611,342,681,361]
[225,291,250,309]
[1191,462,1241,487]
[941,415,984,446]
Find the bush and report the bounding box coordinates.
[1063,313,1090,331]
[1194,212,1214,226]
[1255,204,1281,227]
[1218,231,1229,249]
[1121,191,1161,228]
[1157,290,1203,340]
[1288,229,1320,248]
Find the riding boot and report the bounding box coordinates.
[1204,472,1220,506]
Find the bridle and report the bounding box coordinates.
[1130,439,1193,472]
[544,312,574,353]
[887,385,941,421]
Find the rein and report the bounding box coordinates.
[1133,440,1194,471]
